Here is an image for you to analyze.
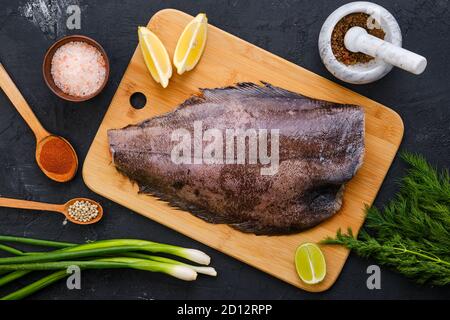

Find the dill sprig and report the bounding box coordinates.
[322,152,450,286]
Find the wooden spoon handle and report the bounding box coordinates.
[0,63,49,141]
[0,197,64,213]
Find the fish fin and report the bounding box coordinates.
[258,82,365,111]
[231,220,306,235]
[139,180,311,235]
[177,94,206,109]
[186,208,236,225]
[138,184,237,225]
[199,82,308,103]
[259,81,309,99]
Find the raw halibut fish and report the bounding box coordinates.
[108,83,365,235]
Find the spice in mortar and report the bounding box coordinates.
[67,200,99,223]
[39,138,76,175]
[331,13,386,65]
[51,41,106,97]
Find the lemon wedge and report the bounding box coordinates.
[138,26,172,88]
[173,13,208,75]
[295,243,326,285]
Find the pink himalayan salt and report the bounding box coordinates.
[51,41,106,97]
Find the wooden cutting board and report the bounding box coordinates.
[83,9,403,292]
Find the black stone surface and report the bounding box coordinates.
[0,0,449,300]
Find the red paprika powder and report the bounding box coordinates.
[39,137,76,175]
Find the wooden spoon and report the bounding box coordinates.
[0,63,78,182]
[0,197,103,225]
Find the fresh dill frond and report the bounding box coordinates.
[322,152,450,286]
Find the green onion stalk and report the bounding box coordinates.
[0,271,30,287]
[0,235,217,300]
[0,257,198,281]
[0,241,217,277]
[0,236,74,249]
[0,243,27,256]
[0,239,211,266]
[1,270,67,301]
[124,253,217,276]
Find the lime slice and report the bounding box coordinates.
[295,243,326,284]
[173,13,208,75]
[138,26,172,88]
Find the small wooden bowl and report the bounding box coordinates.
[43,35,110,102]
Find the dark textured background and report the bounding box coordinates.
[0,0,449,300]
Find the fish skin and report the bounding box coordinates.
[108,83,365,235]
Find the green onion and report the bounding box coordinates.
[0,257,198,281]
[0,235,73,248]
[0,271,30,287]
[0,239,211,266]
[0,241,217,278]
[0,244,26,256]
[1,270,68,300]
[125,252,217,276]
[0,235,216,299]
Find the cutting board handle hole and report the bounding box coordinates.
[130,92,147,109]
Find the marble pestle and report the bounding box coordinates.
[344,26,427,75]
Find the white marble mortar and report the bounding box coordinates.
[318,1,402,84]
